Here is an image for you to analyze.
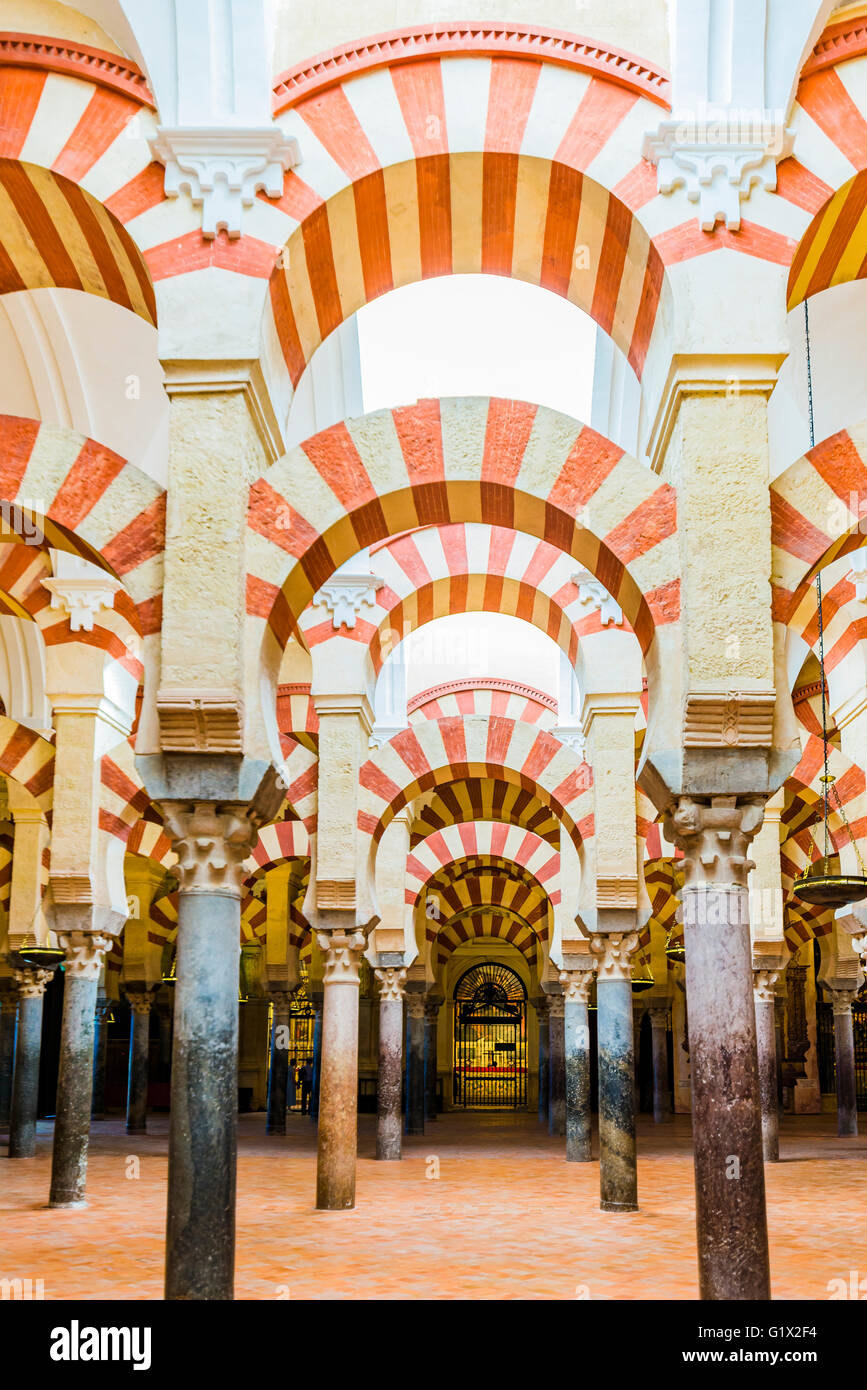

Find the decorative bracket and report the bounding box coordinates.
[572,570,622,626]
[149,126,301,239]
[42,557,122,633]
[642,111,794,232]
[312,574,383,631]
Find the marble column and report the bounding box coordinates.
[591,932,639,1211]
[266,992,292,1135]
[48,928,114,1207]
[753,967,784,1161]
[666,795,770,1301]
[827,989,859,1138]
[561,970,593,1161]
[534,996,550,1124]
[424,995,440,1121]
[160,801,259,1301]
[405,991,426,1136]
[157,1001,173,1082]
[309,995,322,1122]
[0,984,18,1130]
[374,966,405,1160]
[125,991,154,1135]
[9,969,51,1157]
[91,993,111,1120]
[316,929,366,1209]
[648,1005,673,1123]
[548,994,566,1137]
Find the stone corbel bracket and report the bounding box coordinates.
[156,689,244,753]
[572,569,622,626]
[683,690,776,748]
[312,574,384,631]
[42,572,123,633]
[149,126,301,239]
[642,112,794,231]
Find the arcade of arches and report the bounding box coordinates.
[3,0,867,1305]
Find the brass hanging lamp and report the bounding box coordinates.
[792,299,867,909]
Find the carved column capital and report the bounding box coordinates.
[647,1004,671,1028]
[56,932,115,981]
[664,794,765,888]
[0,986,20,1013]
[12,967,52,998]
[589,931,639,981]
[547,994,566,1020]
[406,992,426,1020]
[374,966,406,1002]
[424,995,441,1022]
[126,990,155,1016]
[267,991,293,1016]
[160,801,261,896]
[559,969,595,1003]
[315,929,367,985]
[752,968,784,1006]
[532,996,551,1022]
[825,987,860,1017]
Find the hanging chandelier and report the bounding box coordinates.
[664,924,685,962]
[792,299,867,909]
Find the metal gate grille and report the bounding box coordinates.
[452,962,527,1109]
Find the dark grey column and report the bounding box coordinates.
[534,997,550,1123]
[667,795,770,1301]
[91,993,111,1120]
[125,991,154,1135]
[0,984,18,1131]
[157,1001,173,1082]
[828,989,859,1138]
[753,967,784,1161]
[424,995,440,1120]
[316,928,365,1209]
[9,970,50,1157]
[773,995,785,1116]
[374,966,405,1159]
[405,991,425,1136]
[592,933,638,1211]
[648,1004,673,1123]
[266,993,291,1134]
[548,994,566,1136]
[562,971,593,1161]
[49,926,114,1207]
[310,995,322,1122]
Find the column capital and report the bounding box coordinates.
[547,994,566,1020]
[825,987,861,1017]
[315,929,367,984]
[532,995,551,1020]
[753,968,784,1006]
[374,966,406,1002]
[12,967,52,998]
[559,968,595,1003]
[56,932,115,981]
[267,990,293,1013]
[0,984,20,1013]
[406,992,426,1020]
[424,994,441,1021]
[647,1003,671,1027]
[161,801,260,896]
[126,990,155,1016]
[590,931,639,981]
[664,794,765,888]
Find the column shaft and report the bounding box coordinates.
[424,1002,439,1121]
[649,1010,673,1123]
[548,999,566,1137]
[405,997,425,1136]
[310,1003,322,1122]
[833,1004,858,1138]
[266,1000,290,1135]
[0,993,18,1130]
[375,969,404,1160]
[564,989,592,1161]
[597,976,637,1210]
[126,997,152,1135]
[683,882,769,1298]
[754,994,779,1160]
[316,932,364,1210]
[91,998,110,1120]
[165,892,239,1299]
[49,932,112,1208]
[9,980,47,1157]
[536,1001,550,1124]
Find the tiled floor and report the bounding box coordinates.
[1,1111,864,1299]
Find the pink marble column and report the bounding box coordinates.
[316,928,366,1209]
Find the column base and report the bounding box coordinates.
[265,1124,286,1136]
[600,1199,639,1213]
[126,1124,147,1135]
[48,1197,88,1209]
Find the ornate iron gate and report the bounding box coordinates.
[452,962,527,1109]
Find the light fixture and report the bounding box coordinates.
[792,300,867,909]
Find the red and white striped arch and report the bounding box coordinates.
[358,715,593,850]
[409,776,562,848]
[298,521,639,672]
[406,822,559,906]
[0,416,165,634]
[266,36,673,382]
[248,399,679,663]
[245,818,311,875]
[434,906,542,967]
[0,716,53,812]
[408,680,556,728]
[771,421,867,624]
